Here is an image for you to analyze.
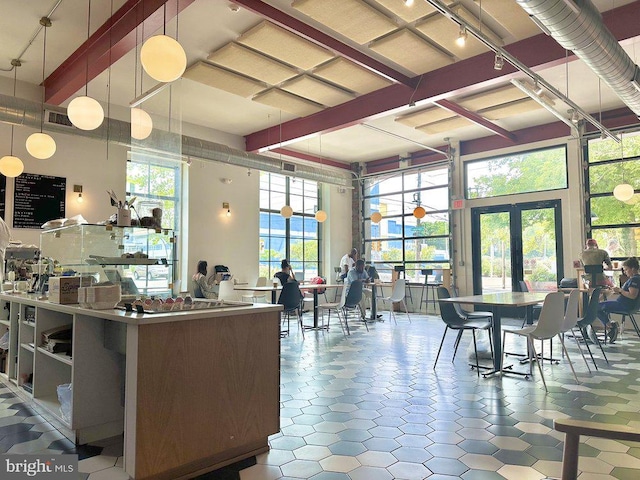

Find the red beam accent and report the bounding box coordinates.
[233,0,416,88]
[273,148,351,170]
[44,0,195,104]
[435,99,516,142]
[246,1,640,152]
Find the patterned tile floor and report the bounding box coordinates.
[1,311,640,479]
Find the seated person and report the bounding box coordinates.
[191,260,217,299]
[581,239,613,286]
[274,259,296,286]
[591,257,640,344]
[346,259,375,320]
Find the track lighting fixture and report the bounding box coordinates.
[493,53,504,70]
[456,26,467,47]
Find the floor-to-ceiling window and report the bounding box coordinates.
[586,131,640,261]
[362,166,450,282]
[259,172,320,280]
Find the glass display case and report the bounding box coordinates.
[39,224,175,297]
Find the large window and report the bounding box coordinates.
[259,172,320,280]
[363,166,450,282]
[466,145,568,199]
[587,131,640,260]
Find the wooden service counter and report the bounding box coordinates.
[0,294,282,480]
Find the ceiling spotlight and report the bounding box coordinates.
[404,0,414,6]
[569,109,580,124]
[533,80,544,96]
[456,26,467,47]
[494,53,504,70]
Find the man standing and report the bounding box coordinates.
[338,248,358,281]
[581,239,612,286]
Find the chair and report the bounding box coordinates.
[278,281,304,338]
[241,276,267,303]
[217,280,238,302]
[554,418,640,480]
[575,287,609,368]
[381,279,411,324]
[393,265,413,304]
[451,287,493,323]
[342,280,368,335]
[604,292,640,339]
[502,292,577,391]
[434,287,493,375]
[318,285,349,336]
[518,280,542,325]
[419,269,441,313]
[559,289,592,373]
[583,264,604,288]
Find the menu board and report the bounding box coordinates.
[13,173,66,229]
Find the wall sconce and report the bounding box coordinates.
[222,202,230,217]
[74,184,83,203]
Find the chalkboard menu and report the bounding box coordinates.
[13,173,66,229]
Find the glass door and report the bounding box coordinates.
[471,200,564,294]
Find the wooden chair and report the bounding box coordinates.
[554,418,640,480]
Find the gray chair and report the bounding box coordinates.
[342,280,368,335]
[278,281,304,338]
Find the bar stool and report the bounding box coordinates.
[394,266,413,305]
[419,268,440,312]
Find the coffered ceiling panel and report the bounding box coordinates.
[416,116,473,134]
[207,43,298,86]
[480,0,540,40]
[458,85,528,111]
[416,13,488,59]
[372,0,439,23]
[395,106,455,128]
[281,75,354,107]
[369,29,453,75]
[292,0,398,45]
[312,58,393,95]
[478,98,542,120]
[183,62,267,98]
[238,21,335,71]
[253,88,324,117]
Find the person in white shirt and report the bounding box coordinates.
[338,248,357,281]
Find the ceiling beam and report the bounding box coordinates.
[44,0,195,104]
[232,0,416,88]
[434,99,517,142]
[245,1,640,152]
[272,148,351,170]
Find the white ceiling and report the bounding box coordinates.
[1,0,639,165]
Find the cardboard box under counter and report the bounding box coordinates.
[48,276,81,304]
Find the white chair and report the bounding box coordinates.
[502,292,577,391]
[241,277,267,303]
[318,285,348,336]
[217,280,238,302]
[559,289,591,373]
[381,279,411,324]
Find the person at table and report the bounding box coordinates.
[191,260,218,299]
[274,259,296,286]
[346,259,374,320]
[338,248,358,281]
[588,257,640,344]
[581,238,613,286]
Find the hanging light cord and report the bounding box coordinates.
[10,64,18,154]
[85,0,91,96]
[39,20,48,133]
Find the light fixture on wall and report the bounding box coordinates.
[26,17,56,159]
[613,134,634,201]
[0,60,25,178]
[223,202,231,217]
[67,0,104,131]
[74,184,84,203]
[140,0,187,83]
[371,212,382,223]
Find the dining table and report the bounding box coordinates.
[439,291,549,377]
[300,282,344,329]
[233,284,282,304]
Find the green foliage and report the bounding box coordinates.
[412,220,448,237]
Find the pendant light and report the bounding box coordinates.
[371,212,382,223]
[26,17,56,159]
[140,1,187,83]
[0,60,25,178]
[315,134,328,223]
[67,0,104,131]
[613,134,634,201]
[280,205,293,219]
[131,24,153,140]
[413,206,426,219]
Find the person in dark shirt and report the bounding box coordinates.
[274,259,296,286]
[594,257,640,343]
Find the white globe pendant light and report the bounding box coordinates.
[26,132,56,159]
[280,205,293,219]
[140,35,187,83]
[0,156,25,178]
[68,96,104,131]
[131,108,153,140]
[371,212,382,223]
[613,183,634,202]
[315,210,327,223]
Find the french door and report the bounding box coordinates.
[471,200,564,294]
